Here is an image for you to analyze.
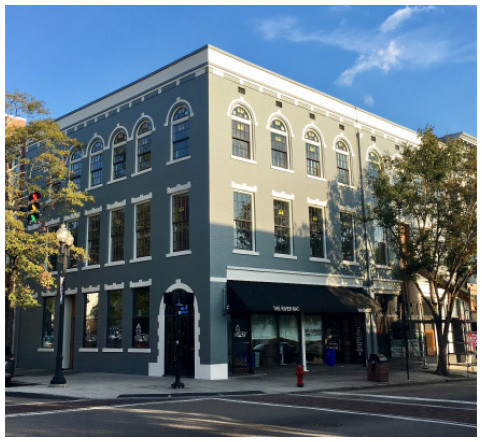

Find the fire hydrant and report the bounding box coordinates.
[296,365,306,387]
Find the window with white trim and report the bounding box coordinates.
[232,106,252,159]
[135,201,151,258]
[83,292,99,348]
[368,151,381,179]
[336,140,351,185]
[233,192,254,251]
[340,211,355,261]
[89,139,103,187]
[70,147,83,189]
[374,224,389,265]
[305,130,322,177]
[132,288,149,348]
[270,119,289,169]
[309,206,325,258]
[87,214,101,265]
[110,208,125,262]
[171,106,190,160]
[112,131,127,180]
[67,219,79,269]
[273,199,291,254]
[106,290,123,348]
[136,121,152,172]
[172,193,189,252]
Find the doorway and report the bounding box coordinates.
[165,290,195,376]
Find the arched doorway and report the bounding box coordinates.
[165,289,195,376]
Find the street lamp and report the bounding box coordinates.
[50,224,74,386]
[171,294,185,389]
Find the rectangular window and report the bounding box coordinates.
[337,152,350,185]
[67,219,79,269]
[271,133,288,169]
[137,136,152,171]
[84,292,99,348]
[132,288,149,348]
[87,214,101,265]
[375,224,388,265]
[136,202,151,258]
[172,193,189,252]
[233,192,253,250]
[232,120,250,159]
[309,207,325,258]
[306,143,321,177]
[173,121,190,159]
[113,144,126,179]
[110,208,125,262]
[274,199,291,254]
[90,153,103,186]
[70,161,82,188]
[340,212,355,262]
[41,297,55,348]
[46,225,58,271]
[106,290,123,348]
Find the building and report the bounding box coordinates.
[16,45,421,380]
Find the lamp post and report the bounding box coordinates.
[50,224,74,386]
[171,294,185,389]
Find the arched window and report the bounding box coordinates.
[89,139,103,187]
[305,130,322,177]
[232,106,252,160]
[112,131,127,180]
[70,147,83,188]
[270,119,289,169]
[171,106,190,160]
[336,140,351,185]
[136,120,152,172]
[367,151,381,179]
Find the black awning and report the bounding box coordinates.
[227,281,381,314]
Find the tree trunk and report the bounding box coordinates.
[435,320,449,376]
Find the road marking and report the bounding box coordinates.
[320,392,477,405]
[5,397,208,419]
[287,393,476,410]
[213,398,476,429]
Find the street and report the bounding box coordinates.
[5,381,476,437]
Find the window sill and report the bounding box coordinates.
[310,257,330,263]
[107,176,127,185]
[274,253,297,260]
[375,264,392,270]
[66,267,79,273]
[129,256,152,264]
[337,182,355,189]
[271,165,294,174]
[233,249,259,256]
[341,260,360,266]
[166,155,190,166]
[85,184,103,191]
[105,260,125,267]
[82,264,101,271]
[127,348,151,353]
[131,168,152,178]
[51,271,58,276]
[307,174,326,182]
[79,347,99,352]
[37,347,54,352]
[102,348,123,353]
[166,250,192,258]
[231,155,256,165]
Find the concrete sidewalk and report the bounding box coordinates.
[6,363,476,401]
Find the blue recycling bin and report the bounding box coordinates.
[324,348,336,366]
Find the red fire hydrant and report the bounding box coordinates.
[296,365,306,387]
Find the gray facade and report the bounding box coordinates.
[16,46,417,379]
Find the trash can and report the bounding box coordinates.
[324,348,336,366]
[367,353,389,382]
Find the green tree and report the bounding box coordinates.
[5,91,93,349]
[367,127,476,376]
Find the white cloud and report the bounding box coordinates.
[364,94,375,107]
[380,6,436,33]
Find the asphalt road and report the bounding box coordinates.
[5,381,476,437]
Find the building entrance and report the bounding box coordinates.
[165,290,195,376]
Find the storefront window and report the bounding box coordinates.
[107,290,123,348]
[251,314,277,368]
[42,297,55,348]
[132,288,149,348]
[279,315,300,365]
[304,315,323,363]
[84,292,99,348]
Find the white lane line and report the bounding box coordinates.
[5,397,208,419]
[213,398,476,429]
[286,393,476,410]
[320,392,477,405]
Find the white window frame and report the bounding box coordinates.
[231,105,254,162]
[303,128,324,179]
[88,138,104,189]
[308,205,328,262]
[233,190,257,254]
[134,120,153,174]
[85,213,102,269]
[269,118,291,171]
[273,197,296,259]
[69,146,83,189]
[130,196,152,263]
[340,211,356,264]
[110,130,128,182]
[107,203,126,266]
[170,105,191,163]
[335,139,352,186]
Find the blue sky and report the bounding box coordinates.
[5,4,477,137]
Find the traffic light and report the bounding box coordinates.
[26,191,42,224]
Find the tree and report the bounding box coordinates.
[5,91,93,349]
[367,127,476,376]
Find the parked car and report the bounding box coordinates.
[5,347,15,386]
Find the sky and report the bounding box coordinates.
[5,4,477,137]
